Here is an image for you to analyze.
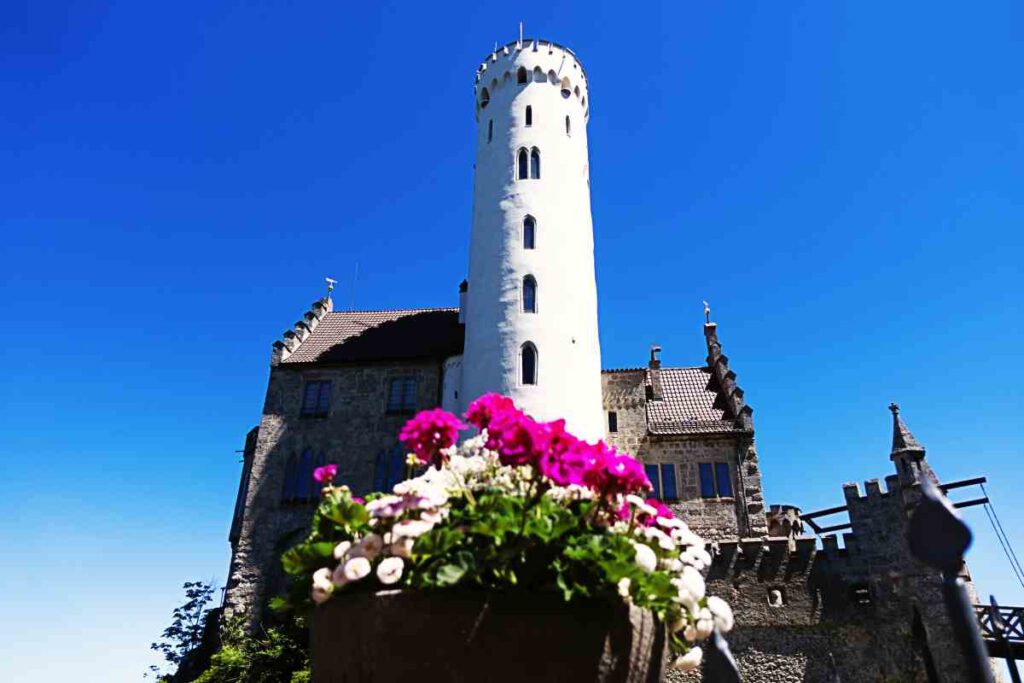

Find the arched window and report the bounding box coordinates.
[521,343,538,385]
[517,148,529,180]
[525,105,532,127]
[533,66,544,82]
[295,449,314,500]
[560,77,571,98]
[480,88,490,109]
[522,275,537,313]
[488,119,493,143]
[517,67,527,84]
[574,85,580,98]
[565,115,571,136]
[530,148,541,179]
[523,216,536,249]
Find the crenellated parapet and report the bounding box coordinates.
[474,38,590,121]
[704,322,754,431]
[270,296,333,366]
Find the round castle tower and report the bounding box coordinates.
[459,38,604,441]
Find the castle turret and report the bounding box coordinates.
[888,402,937,486]
[459,38,604,440]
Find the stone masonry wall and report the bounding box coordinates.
[223,360,443,623]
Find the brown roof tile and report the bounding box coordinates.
[283,308,463,364]
[646,367,742,435]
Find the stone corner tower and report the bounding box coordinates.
[458,37,604,440]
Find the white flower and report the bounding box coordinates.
[683,624,697,642]
[643,526,676,551]
[625,494,647,507]
[672,566,706,607]
[617,577,631,598]
[331,564,348,587]
[332,541,352,561]
[358,533,384,560]
[420,509,444,525]
[365,495,403,518]
[673,647,702,671]
[694,615,714,640]
[633,542,658,573]
[376,556,405,585]
[389,537,415,558]
[706,595,734,633]
[312,567,333,592]
[660,558,684,572]
[681,546,712,571]
[342,556,372,582]
[311,585,331,604]
[393,519,434,538]
[405,452,419,467]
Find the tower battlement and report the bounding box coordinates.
[474,39,590,121]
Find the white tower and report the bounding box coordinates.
[459,38,604,441]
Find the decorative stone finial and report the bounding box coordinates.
[889,402,900,415]
[703,300,711,324]
[325,277,336,300]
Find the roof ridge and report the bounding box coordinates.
[703,321,753,431]
[328,306,458,314]
[602,365,706,373]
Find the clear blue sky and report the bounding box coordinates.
[1,1,1021,680]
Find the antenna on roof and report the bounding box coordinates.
[350,262,359,311]
[324,277,336,300]
[519,21,524,44]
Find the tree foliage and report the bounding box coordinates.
[148,581,216,678]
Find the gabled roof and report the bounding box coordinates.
[647,367,742,434]
[282,308,463,365]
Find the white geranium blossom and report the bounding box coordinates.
[643,526,676,551]
[617,577,632,598]
[706,595,734,633]
[342,556,372,582]
[633,542,658,573]
[330,564,348,587]
[376,556,404,585]
[393,519,434,538]
[358,533,384,560]
[389,537,414,558]
[332,541,352,561]
[673,647,703,671]
[672,566,706,607]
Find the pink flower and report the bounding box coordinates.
[313,464,338,484]
[604,452,651,495]
[483,409,546,467]
[647,498,673,520]
[399,408,465,467]
[536,422,591,486]
[464,393,518,430]
[352,497,365,504]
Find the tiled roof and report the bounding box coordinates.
[283,308,463,364]
[645,367,742,435]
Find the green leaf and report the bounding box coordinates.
[435,564,467,586]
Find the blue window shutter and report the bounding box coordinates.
[387,445,406,490]
[644,464,660,498]
[301,383,318,415]
[699,463,716,498]
[317,381,331,414]
[715,462,733,497]
[296,450,314,499]
[660,464,677,501]
[281,455,298,502]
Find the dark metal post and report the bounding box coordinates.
[908,476,994,683]
[704,629,742,683]
[989,595,1022,683]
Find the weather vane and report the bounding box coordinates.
[702,300,711,324]
[325,277,337,299]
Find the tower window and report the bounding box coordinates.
[608,411,618,433]
[699,462,734,498]
[525,105,532,127]
[522,275,537,313]
[386,376,418,414]
[521,343,538,385]
[281,449,326,503]
[373,443,408,493]
[565,115,571,136]
[480,88,490,109]
[523,215,535,249]
[560,77,571,98]
[530,148,540,179]
[301,380,331,418]
[644,463,679,501]
[517,148,528,180]
[488,119,493,143]
[532,66,544,82]
[517,67,527,84]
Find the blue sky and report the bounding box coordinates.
[1,1,1021,680]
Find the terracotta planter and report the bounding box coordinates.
[311,589,668,683]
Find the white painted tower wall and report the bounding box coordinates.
[459,38,604,441]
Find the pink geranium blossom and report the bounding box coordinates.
[464,393,518,430]
[313,464,338,484]
[399,408,465,467]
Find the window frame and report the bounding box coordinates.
[523,215,536,250]
[608,411,618,433]
[644,462,679,502]
[517,148,529,180]
[520,342,538,386]
[525,105,532,127]
[386,376,418,415]
[522,275,537,313]
[698,461,734,499]
[300,380,332,418]
[530,147,541,179]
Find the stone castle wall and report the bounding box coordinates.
[223,360,444,622]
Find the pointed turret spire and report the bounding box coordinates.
[889,402,925,456]
[703,308,753,432]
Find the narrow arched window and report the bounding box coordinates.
[488,119,493,143]
[533,66,544,83]
[295,449,314,500]
[525,105,532,127]
[530,148,540,179]
[560,77,571,98]
[517,67,527,84]
[480,88,490,109]
[565,115,571,136]
[517,148,529,180]
[523,275,537,313]
[523,216,535,249]
[521,343,538,385]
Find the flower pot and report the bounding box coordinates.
[311,589,668,683]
